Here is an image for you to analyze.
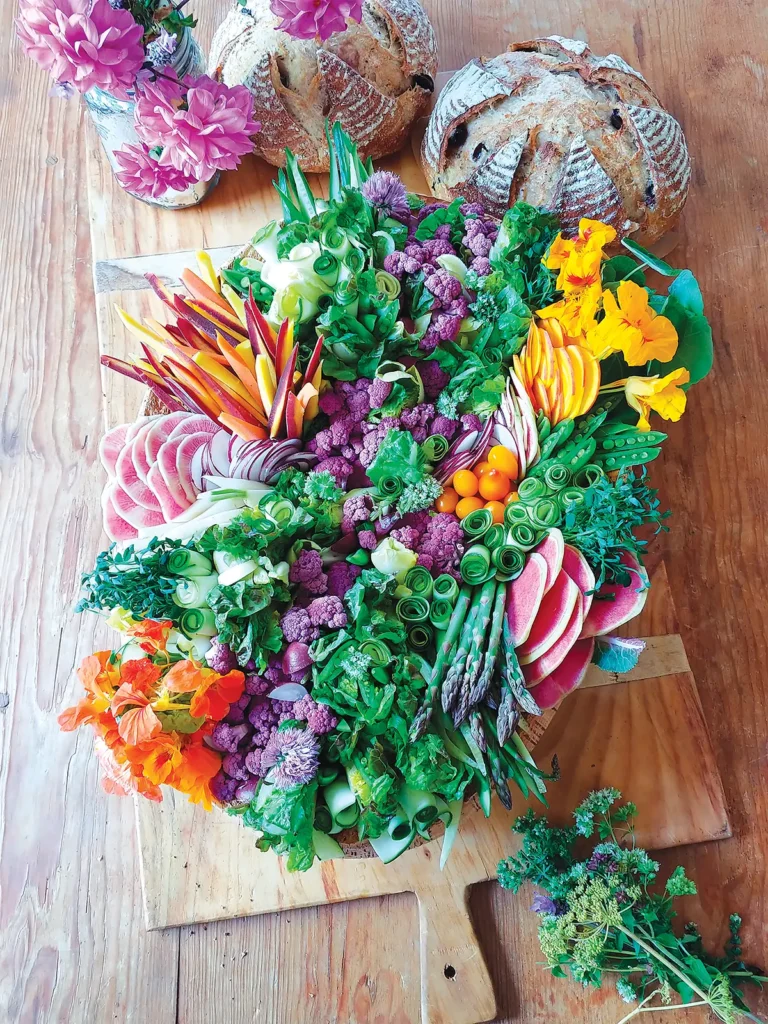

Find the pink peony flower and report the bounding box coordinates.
[135,72,260,182]
[16,0,146,98]
[114,142,193,199]
[270,0,363,41]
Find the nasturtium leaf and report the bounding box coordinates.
[158,709,206,734]
[649,295,714,386]
[601,255,647,286]
[593,636,646,674]
[668,269,705,316]
[621,237,680,277]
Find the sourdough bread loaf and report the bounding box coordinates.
[421,37,691,242]
[209,0,438,171]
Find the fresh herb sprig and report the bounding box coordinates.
[76,539,187,622]
[498,791,766,1024]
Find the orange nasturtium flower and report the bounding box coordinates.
[165,660,245,721]
[58,651,120,732]
[587,281,678,365]
[126,618,173,654]
[174,737,223,811]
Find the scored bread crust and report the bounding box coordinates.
[421,36,691,242]
[209,0,437,171]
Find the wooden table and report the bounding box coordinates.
[1,2,767,1022]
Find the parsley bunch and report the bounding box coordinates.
[76,539,187,622]
[499,791,766,1023]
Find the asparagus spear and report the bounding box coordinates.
[451,580,497,725]
[468,581,507,707]
[409,585,472,741]
[484,723,513,811]
[469,709,487,753]
[441,585,483,716]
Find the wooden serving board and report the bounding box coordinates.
[86,125,730,1024]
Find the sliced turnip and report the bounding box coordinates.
[111,483,166,530]
[147,462,188,521]
[103,489,138,541]
[157,436,193,509]
[99,423,130,478]
[176,432,213,502]
[168,414,218,440]
[116,440,162,511]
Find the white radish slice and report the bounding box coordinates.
[147,463,188,521]
[103,489,138,541]
[99,424,130,478]
[208,430,232,476]
[138,502,245,542]
[144,412,192,468]
[175,432,214,502]
[190,443,206,492]
[112,483,166,530]
[203,474,271,492]
[169,415,219,440]
[158,437,193,509]
[116,440,162,511]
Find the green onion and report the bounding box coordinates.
[432,574,459,604]
[167,548,214,578]
[543,462,572,491]
[313,251,339,285]
[530,497,560,528]
[404,565,433,600]
[422,434,449,462]
[359,638,391,665]
[429,597,453,631]
[459,544,494,585]
[491,544,525,578]
[575,463,605,488]
[461,507,494,540]
[504,500,530,526]
[173,574,219,609]
[508,522,538,550]
[518,476,547,501]
[408,623,433,650]
[396,595,430,624]
[178,607,217,638]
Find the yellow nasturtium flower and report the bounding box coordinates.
[538,284,601,340]
[587,281,678,365]
[623,368,690,430]
[544,218,618,272]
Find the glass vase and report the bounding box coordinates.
[84,30,219,210]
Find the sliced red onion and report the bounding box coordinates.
[268,682,309,702]
[436,416,494,484]
[282,641,313,675]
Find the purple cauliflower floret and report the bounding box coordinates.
[383,250,421,279]
[417,360,450,400]
[461,202,486,217]
[421,313,462,351]
[342,492,374,533]
[470,257,492,276]
[368,377,393,409]
[205,639,238,674]
[416,512,465,576]
[306,703,338,735]
[292,695,316,722]
[461,413,483,433]
[307,595,347,630]
[244,749,263,776]
[425,269,463,306]
[280,606,320,645]
[315,456,353,487]
[359,417,398,468]
[318,387,346,417]
[345,390,371,423]
[225,700,246,725]
[210,721,250,754]
[327,416,353,447]
[211,772,239,804]
[248,701,279,747]
[327,560,362,598]
[430,414,459,440]
[389,525,421,550]
[311,428,335,458]
[358,529,378,550]
[421,237,456,260]
[433,223,453,241]
[244,673,270,696]
[222,752,250,782]
[400,402,435,430]
[445,295,470,319]
[289,549,328,595]
[416,202,445,222]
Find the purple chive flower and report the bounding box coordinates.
[531,893,566,916]
[261,727,320,788]
[362,170,410,222]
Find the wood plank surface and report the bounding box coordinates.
[2,1,768,1023]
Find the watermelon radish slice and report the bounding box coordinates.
[528,637,595,709]
[124,414,160,445]
[517,569,580,664]
[522,593,584,687]
[144,412,192,468]
[157,438,193,510]
[130,419,159,483]
[533,529,564,593]
[176,432,212,502]
[115,440,161,511]
[169,415,218,440]
[579,551,650,639]
[561,544,596,616]
[111,483,166,530]
[506,552,548,645]
[147,463,187,521]
[99,423,130,478]
[103,489,138,541]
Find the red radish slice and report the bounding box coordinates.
[111,483,166,530]
[116,440,161,511]
[147,463,187,521]
[103,489,138,541]
[99,424,130,478]
[506,552,548,646]
[533,529,565,593]
[579,552,650,638]
[157,437,193,510]
[517,569,581,664]
[528,637,595,709]
[144,412,192,468]
[523,593,584,687]
[561,544,596,617]
[169,415,219,440]
[176,432,213,502]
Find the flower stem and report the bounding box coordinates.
[613,924,711,1006]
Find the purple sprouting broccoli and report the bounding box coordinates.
[306,703,337,735]
[430,414,459,440]
[358,530,378,550]
[417,360,450,400]
[368,377,393,410]
[425,269,463,307]
[211,772,239,804]
[205,639,238,674]
[315,456,353,488]
[222,752,250,782]
[326,561,362,598]
[280,607,320,645]
[416,511,465,576]
[210,721,250,754]
[289,549,328,595]
[307,595,347,630]
[341,492,374,534]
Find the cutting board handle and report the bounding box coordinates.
[415,879,497,1024]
